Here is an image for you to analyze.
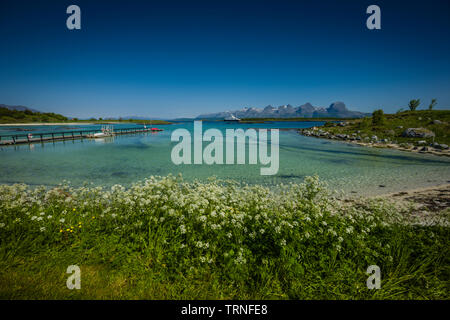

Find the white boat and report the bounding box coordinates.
[224,114,240,122]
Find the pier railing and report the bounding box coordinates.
[0,127,160,146]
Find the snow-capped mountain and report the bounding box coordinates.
[196,102,369,119]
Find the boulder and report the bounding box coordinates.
[402,128,435,138]
[434,143,449,150]
[433,120,443,125]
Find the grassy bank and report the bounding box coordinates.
[0,107,68,124]
[0,176,448,299]
[322,110,450,145]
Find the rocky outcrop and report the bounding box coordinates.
[299,127,449,157]
[402,128,435,138]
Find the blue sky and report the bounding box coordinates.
[0,0,449,119]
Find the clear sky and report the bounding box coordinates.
[0,0,449,119]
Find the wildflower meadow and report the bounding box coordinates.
[0,175,448,299]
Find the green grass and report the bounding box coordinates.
[0,176,448,299]
[322,110,450,145]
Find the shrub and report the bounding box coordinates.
[429,98,437,110]
[408,99,420,111]
[372,109,385,126]
[359,117,371,129]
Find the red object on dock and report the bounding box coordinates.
[151,128,163,131]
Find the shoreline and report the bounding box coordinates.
[377,183,450,221]
[1,177,448,199]
[299,128,450,157]
[377,182,450,198]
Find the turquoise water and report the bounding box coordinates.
[1,121,449,196]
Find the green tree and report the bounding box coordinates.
[408,99,420,111]
[428,98,437,110]
[372,109,385,126]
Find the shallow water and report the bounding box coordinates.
[1,121,449,196]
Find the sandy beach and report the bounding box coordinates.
[375,183,449,225]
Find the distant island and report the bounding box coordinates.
[0,104,171,125]
[196,102,370,120]
[0,104,69,123]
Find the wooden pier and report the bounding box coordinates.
[0,127,163,146]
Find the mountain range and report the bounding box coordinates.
[196,102,370,119]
